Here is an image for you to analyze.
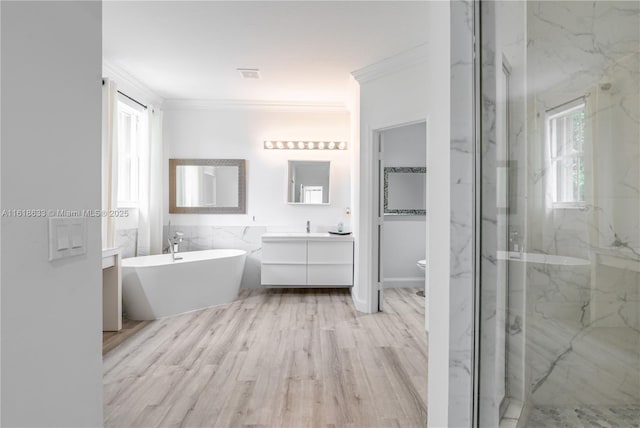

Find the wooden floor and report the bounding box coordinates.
[103,318,152,355]
[103,287,428,428]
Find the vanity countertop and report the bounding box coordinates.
[102,247,122,258]
[262,232,354,242]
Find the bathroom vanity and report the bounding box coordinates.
[261,233,354,287]
[102,247,122,331]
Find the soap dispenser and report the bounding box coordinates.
[336,207,350,233]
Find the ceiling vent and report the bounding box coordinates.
[237,68,260,79]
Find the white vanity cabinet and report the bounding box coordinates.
[261,240,307,285]
[261,233,354,287]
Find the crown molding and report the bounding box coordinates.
[162,98,348,113]
[102,59,164,107]
[351,43,429,84]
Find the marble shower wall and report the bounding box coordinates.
[526,261,639,407]
[448,1,475,426]
[528,9,640,261]
[590,52,640,251]
[525,3,640,412]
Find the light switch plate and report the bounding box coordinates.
[56,224,70,250]
[71,223,84,248]
[49,217,87,261]
[68,218,87,257]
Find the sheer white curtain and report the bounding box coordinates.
[102,78,118,249]
[137,106,163,256]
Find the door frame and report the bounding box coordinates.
[371,119,427,312]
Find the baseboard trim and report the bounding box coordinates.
[383,277,426,288]
[351,291,372,313]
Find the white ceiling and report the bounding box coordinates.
[103,1,428,104]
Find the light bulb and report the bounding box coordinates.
[276,141,284,149]
[338,142,346,150]
[265,141,274,149]
[318,142,325,150]
[298,142,305,149]
[328,142,336,150]
[307,142,315,149]
[287,141,295,149]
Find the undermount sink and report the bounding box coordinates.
[266,232,327,237]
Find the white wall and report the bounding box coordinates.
[382,122,426,288]
[353,58,428,313]
[382,220,426,284]
[1,2,103,426]
[163,106,351,230]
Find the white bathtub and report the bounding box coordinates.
[121,249,247,320]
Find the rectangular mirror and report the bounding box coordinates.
[287,160,330,204]
[384,167,426,215]
[169,159,246,214]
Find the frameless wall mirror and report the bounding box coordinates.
[169,159,246,214]
[287,160,330,204]
[384,167,426,215]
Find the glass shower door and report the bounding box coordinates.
[476,1,640,426]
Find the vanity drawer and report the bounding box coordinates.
[307,241,353,264]
[307,264,353,286]
[262,241,307,264]
[261,264,307,286]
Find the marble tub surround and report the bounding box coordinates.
[162,225,266,288]
[161,224,354,288]
[115,228,138,259]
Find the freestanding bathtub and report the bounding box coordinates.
[121,249,247,320]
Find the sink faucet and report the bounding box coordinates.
[306,220,311,233]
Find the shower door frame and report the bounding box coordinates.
[472,1,482,426]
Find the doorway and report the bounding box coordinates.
[374,121,427,312]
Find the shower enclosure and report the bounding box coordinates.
[476,1,640,426]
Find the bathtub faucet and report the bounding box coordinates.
[168,238,183,261]
[168,232,183,261]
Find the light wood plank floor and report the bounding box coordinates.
[103,318,152,355]
[103,287,428,428]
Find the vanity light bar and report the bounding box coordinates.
[263,141,347,150]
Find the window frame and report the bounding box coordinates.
[546,99,586,209]
[116,97,144,208]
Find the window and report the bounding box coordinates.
[117,99,143,207]
[547,101,585,206]
[301,185,323,204]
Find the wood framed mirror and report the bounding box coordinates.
[169,159,246,214]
